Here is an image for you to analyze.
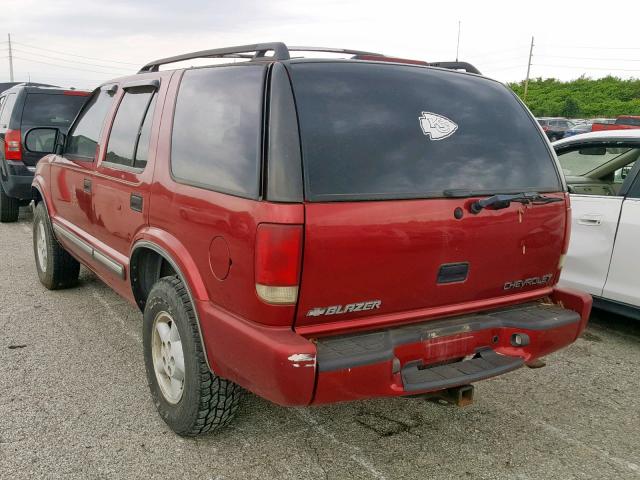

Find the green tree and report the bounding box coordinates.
[562,97,580,117]
[509,76,640,118]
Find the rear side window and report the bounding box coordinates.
[66,87,115,160]
[22,93,86,129]
[171,65,265,198]
[289,63,561,201]
[105,87,157,169]
[0,94,16,128]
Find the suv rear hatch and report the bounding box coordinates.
[287,61,567,330]
[21,90,88,166]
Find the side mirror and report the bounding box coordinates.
[24,127,65,155]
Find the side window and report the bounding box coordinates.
[0,96,5,120]
[104,87,157,169]
[171,65,265,198]
[615,162,635,184]
[0,94,17,128]
[557,145,639,196]
[66,87,115,160]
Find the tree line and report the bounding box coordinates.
[509,76,640,118]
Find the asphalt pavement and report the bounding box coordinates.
[1,206,639,480]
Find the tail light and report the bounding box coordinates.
[541,125,549,131]
[255,224,303,305]
[4,129,22,161]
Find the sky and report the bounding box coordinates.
[1,0,639,90]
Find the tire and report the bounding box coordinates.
[0,181,19,223]
[32,202,80,289]
[143,276,243,436]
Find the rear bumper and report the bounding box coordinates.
[198,287,591,406]
[1,162,34,200]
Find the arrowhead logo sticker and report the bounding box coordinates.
[418,112,458,141]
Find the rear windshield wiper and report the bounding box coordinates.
[469,192,563,214]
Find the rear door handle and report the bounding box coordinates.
[578,214,602,226]
[83,178,91,193]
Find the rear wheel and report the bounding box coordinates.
[143,276,243,436]
[32,202,80,289]
[0,182,19,222]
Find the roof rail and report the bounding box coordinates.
[138,43,481,75]
[427,61,481,75]
[288,46,384,57]
[138,42,291,73]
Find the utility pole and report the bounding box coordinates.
[455,21,461,62]
[8,33,14,82]
[523,36,534,103]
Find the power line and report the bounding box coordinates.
[464,45,529,59]
[12,56,127,76]
[537,44,640,51]
[532,63,640,73]
[478,56,525,66]
[11,40,142,66]
[488,64,527,72]
[11,48,132,73]
[536,54,640,63]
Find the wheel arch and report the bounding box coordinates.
[31,177,54,217]
[130,239,213,371]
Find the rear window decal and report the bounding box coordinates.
[419,112,458,141]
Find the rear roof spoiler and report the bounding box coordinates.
[426,61,481,75]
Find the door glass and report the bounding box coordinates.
[66,87,116,160]
[133,93,157,170]
[104,87,156,168]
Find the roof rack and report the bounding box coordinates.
[139,42,291,72]
[138,42,481,75]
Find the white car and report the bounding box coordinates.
[554,130,640,319]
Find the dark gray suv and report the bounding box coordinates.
[0,84,89,222]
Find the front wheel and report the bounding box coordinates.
[143,276,243,436]
[32,202,80,289]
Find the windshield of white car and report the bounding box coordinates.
[557,147,633,176]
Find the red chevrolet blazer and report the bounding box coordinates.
[28,43,591,436]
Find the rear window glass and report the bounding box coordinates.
[618,117,640,126]
[171,65,265,199]
[289,62,561,201]
[22,93,86,128]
